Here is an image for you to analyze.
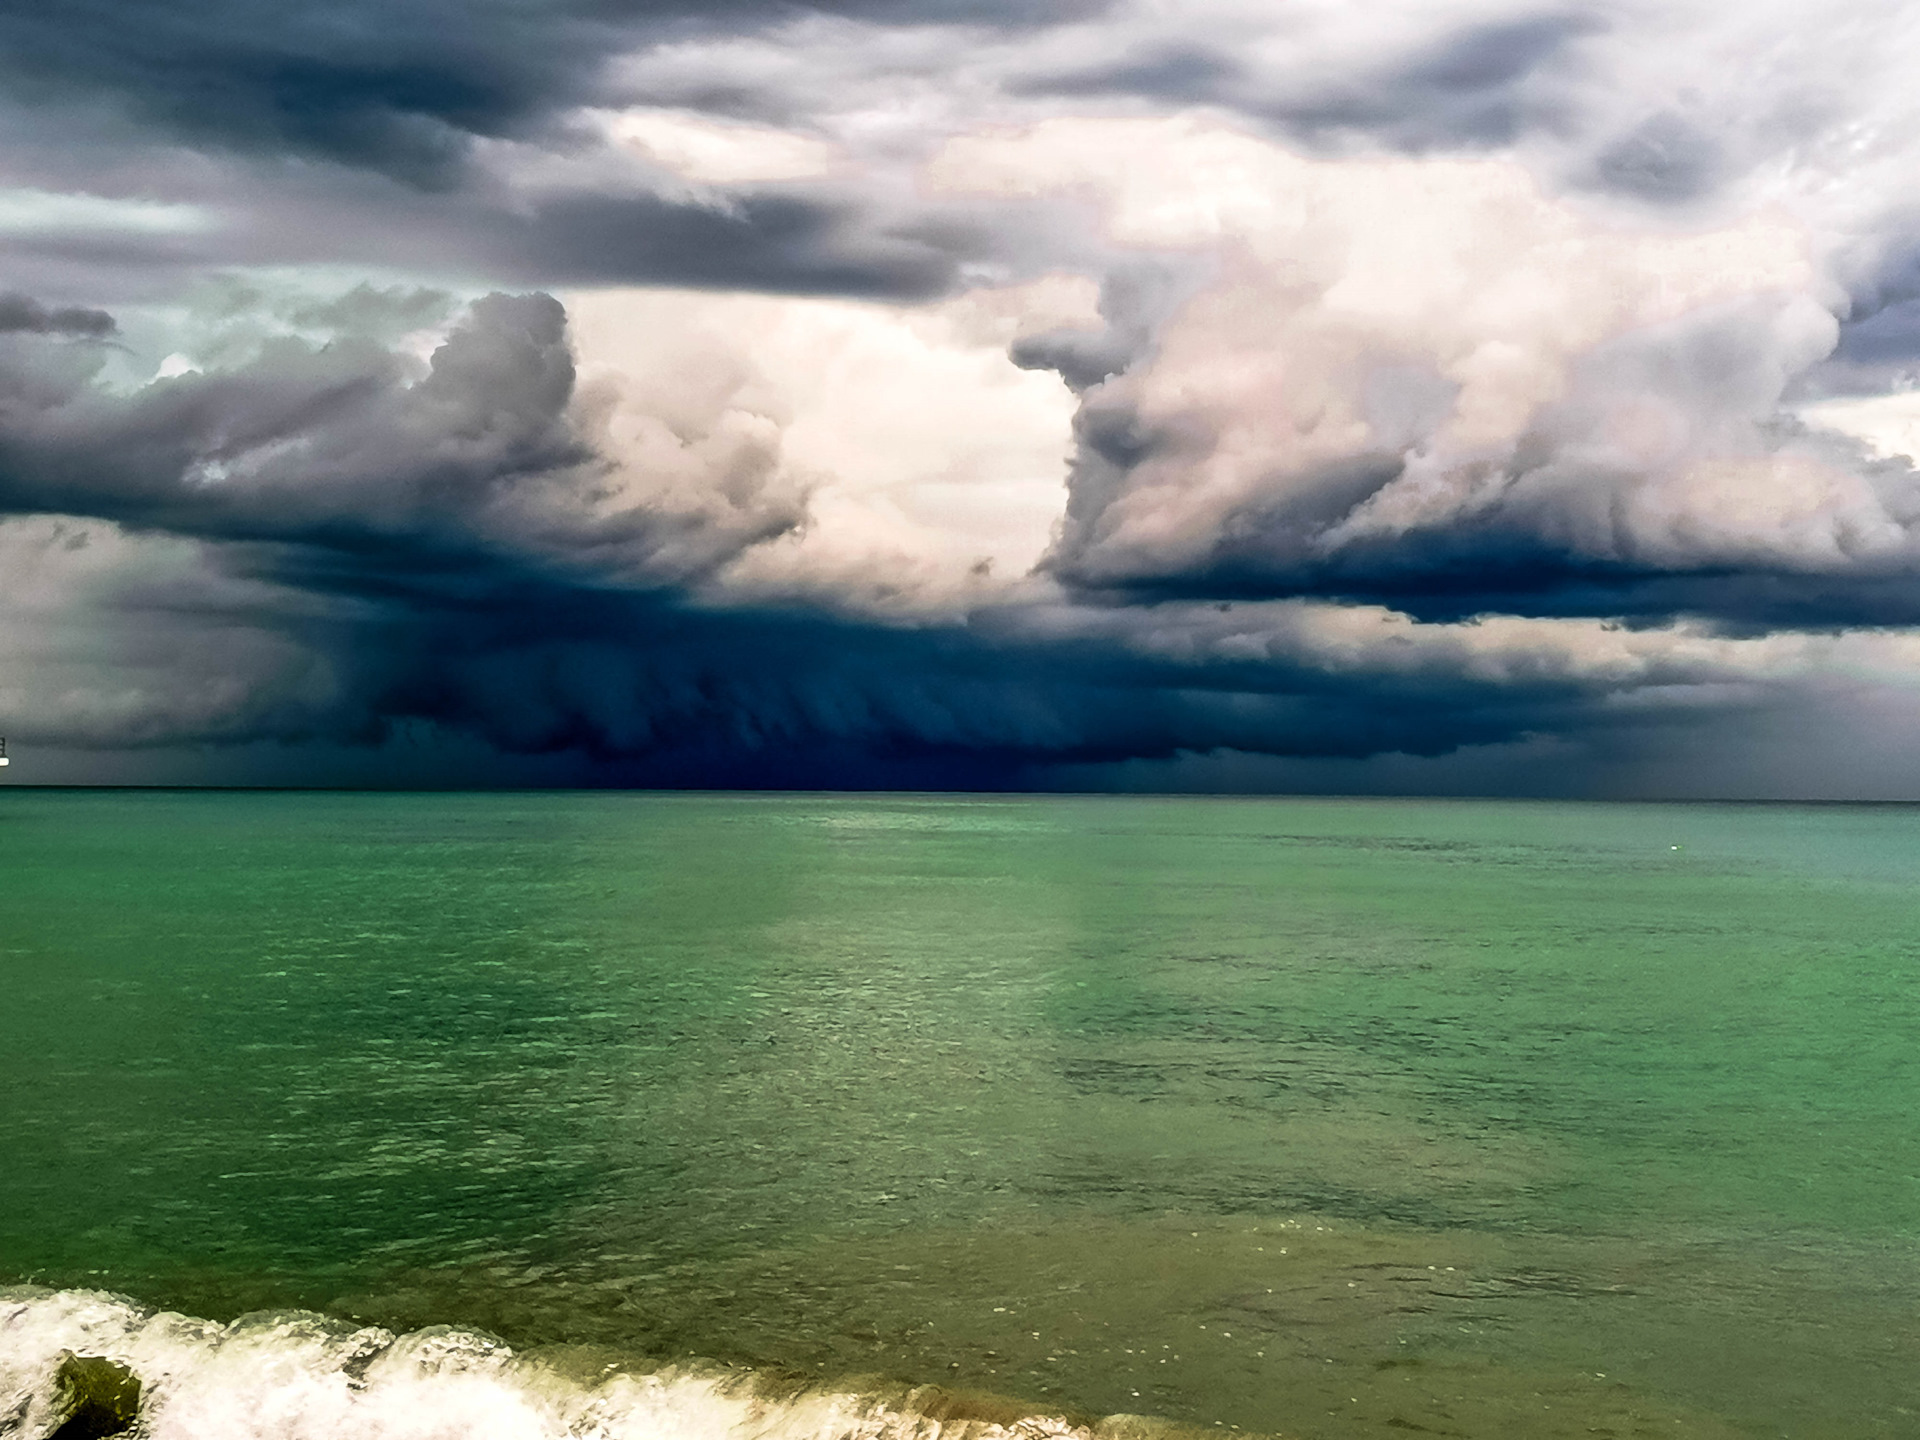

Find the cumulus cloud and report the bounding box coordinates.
[923,116,1920,625]
[0,289,873,595]
[566,278,1096,612]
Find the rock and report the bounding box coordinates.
[46,1352,141,1440]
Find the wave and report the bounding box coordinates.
[0,1289,1189,1440]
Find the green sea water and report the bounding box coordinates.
[3,790,1919,1438]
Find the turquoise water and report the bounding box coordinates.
[3,791,1920,1438]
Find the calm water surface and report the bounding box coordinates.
[3,791,1919,1438]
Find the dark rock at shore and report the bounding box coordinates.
[47,1352,141,1440]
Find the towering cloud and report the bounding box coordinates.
[933,118,1920,625]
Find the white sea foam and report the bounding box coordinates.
[0,1289,1116,1440]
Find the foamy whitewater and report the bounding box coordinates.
[1,1289,1120,1440]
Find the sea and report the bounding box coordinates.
[2,790,1918,1439]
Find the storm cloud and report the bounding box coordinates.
[8,0,1920,793]
[0,294,117,338]
[0,0,1088,179]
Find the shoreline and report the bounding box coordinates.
[2,1287,1240,1440]
[2,1277,1764,1440]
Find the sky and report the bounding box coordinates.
[6,0,1920,793]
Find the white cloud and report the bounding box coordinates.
[929,115,1855,578]
[601,109,841,184]
[0,187,215,237]
[1799,390,1920,464]
[563,276,1099,613]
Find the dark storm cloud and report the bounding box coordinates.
[1008,43,1247,103]
[0,0,1613,200]
[0,59,1082,308]
[1011,12,1598,154]
[0,176,1027,310]
[341,590,1617,786]
[1263,13,1596,150]
[1400,14,1587,92]
[0,293,581,552]
[0,0,1750,319]
[1835,303,1920,370]
[487,190,996,297]
[0,289,1751,783]
[1010,261,1203,391]
[0,290,805,600]
[1040,423,1920,631]
[1816,244,1920,394]
[1588,112,1724,203]
[989,6,1766,210]
[0,0,1101,181]
[1061,513,1920,631]
[0,294,117,338]
[38,540,1670,787]
[1,0,593,182]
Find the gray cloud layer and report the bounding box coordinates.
[0,294,117,337]
[0,0,1087,179]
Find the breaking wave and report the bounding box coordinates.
[0,1288,1176,1440]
